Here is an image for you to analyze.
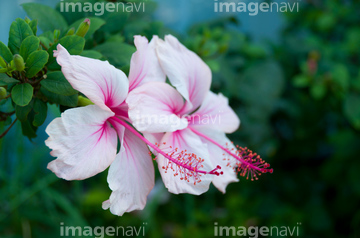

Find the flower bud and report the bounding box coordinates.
[66,27,75,36]
[77,95,94,107]
[13,54,25,72]
[76,18,90,38]
[0,87,7,100]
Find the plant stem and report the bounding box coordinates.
[0,118,17,139]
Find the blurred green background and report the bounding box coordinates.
[1,0,360,237]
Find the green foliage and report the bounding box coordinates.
[19,35,40,62]
[11,83,33,106]
[22,3,68,32]
[41,72,77,96]
[0,14,87,139]
[8,18,34,54]
[0,41,13,63]
[47,35,85,70]
[94,42,135,68]
[25,50,49,78]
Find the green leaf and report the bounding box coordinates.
[21,120,37,139]
[15,100,33,122]
[19,36,40,62]
[80,50,103,59]
[41,87,78,107]
[310,82,326,100]
[293,75,310,88]
[69,17,106,40]
[22,3,68,32]
[0,68,9,74]
[8,18,34,54]
[41,71,77,96]
[28,19,38,35]
[102,11,130,34]
[25,50,49,78]
[33,99,47,127]
[47,35,85,70]
[94,42,135,68]
[0,41,13,63]
[0,74,19,84]
[344,93,360,129]
[38,36,52,50]
[11,83,33,106]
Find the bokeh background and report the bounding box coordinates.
[1,0,360,237]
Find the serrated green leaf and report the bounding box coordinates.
[15,100,33,122]
[28,19,38,35]
[80,50,102,59]
[41,71,77,96]
[41,87,78,107]
[25,50,49,78]
[69,17,106,40]
[0,74,19,84]
[0,41,13,63]
[47,35,85,70]
[20,36,40,62]
[94,42,135,68]
[22,3,68,32]
[11,83,33,106]
[8,18,34,54]
[33,99,47,127]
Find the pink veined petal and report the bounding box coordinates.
[126,82,188,133]
[157,128,213,195]
[190,126,239,193]
[156,34,212,113]
[110,102,129,121]
[128,35,166,92]
[54,44,129,111]
[102,128,155,216]
[189,91,240,133]
[45,105,117,180]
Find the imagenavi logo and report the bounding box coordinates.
[214,0,300,16]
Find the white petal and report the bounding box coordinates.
[156,35,211,112]
[45,105,117,180]
[190,126,239,193]
[54,44,129,111]
[103,128,154,216]
[127,82,188,133]
[157,128,213,195]
[190,91,240,133]
[128,35,166,91]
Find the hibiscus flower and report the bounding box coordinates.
[127,35,273,194]
[45,36,221,216]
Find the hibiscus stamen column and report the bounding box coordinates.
[189,127,273,181]
[109,117,223,185]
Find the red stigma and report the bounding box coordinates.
[230,146,273,181]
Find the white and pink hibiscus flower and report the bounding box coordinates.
[127,35,273,194]
[45,36,222,216]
